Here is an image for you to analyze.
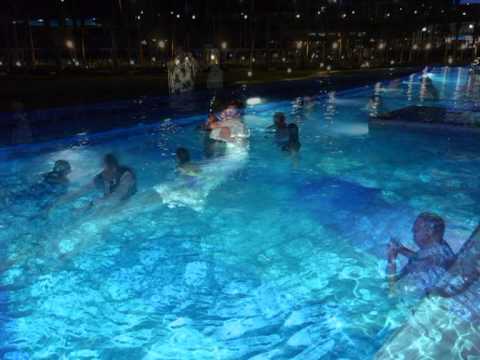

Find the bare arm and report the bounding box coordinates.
[47,181,95,212]
[93,172,134,209]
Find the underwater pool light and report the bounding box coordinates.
[246,97,262,106]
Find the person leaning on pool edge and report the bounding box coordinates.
[387,212,456,292]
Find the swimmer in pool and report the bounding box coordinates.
[367,96,382,117]
[49,153,137,214]
[198,113,226,159]
[387,213,456,294]
[267,112,289,143]
[207,99,249,145]
[42,160,72,185]
[422,77,439,100]
[282,124,301,154]
[176,147,201,177]
[3,160,72,213]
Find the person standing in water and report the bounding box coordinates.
[282,124,301,154]
[387,213,456,295]
[176,147,201,177]
[49,154,137,215]
[267,112,289,144]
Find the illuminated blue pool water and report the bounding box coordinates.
[1,67,479,359]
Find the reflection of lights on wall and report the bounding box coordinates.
[422,27,427,32]
[412,44,419,50]
[296,41,303,49]
[243,14,248,20]
[326,65,332,71]
[425,43,432,50]
[221,42,228,50]
[295,13,301,19]
[158,40,166,49]
[287,67,292,74]
[247,70,253,77]
[130,59,135,65]
[210,54,216,61]
[378,42,385,50]
[66,40,74,49]
[448,56,453,65]
[192,14,196,20]
[16,60,21,67]
[332,42,338,50]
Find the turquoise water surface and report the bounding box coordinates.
[1,67,479,359]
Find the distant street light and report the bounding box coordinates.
[158,40,166,49]
[221,42,228,50]
[65,40,74,49]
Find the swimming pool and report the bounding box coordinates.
[1,67,479,359]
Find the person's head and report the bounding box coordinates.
[52,160,71,177]
[295,97,304,107]
[273,112,287,128]
[176,147,190,165]
[221,99,245,120]
[103,154,119,177]
[287,123,299,143]
[413,212,445,247]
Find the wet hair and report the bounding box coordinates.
[53,160,71,175]
[104,154,119,169]
[176,147,190,165]
[288,123,300,142]
[211,96,246,113]
[417,212,445,237]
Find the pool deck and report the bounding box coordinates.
[0,66,421,112]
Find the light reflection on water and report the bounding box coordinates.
[0,67,480,359]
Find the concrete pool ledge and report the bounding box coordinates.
[371,106,480,134]
[375,226,480,359]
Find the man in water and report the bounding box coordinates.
[198,113,226,159]
[50,154,136,214]
[176,147,201,177]
[282,124,301,154]
[42,160,72,185]
[387,213,456,294]
[267,112,289,144]
[206,99,249,145]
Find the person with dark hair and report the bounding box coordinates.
[48,153,136,214]
[176,147,200,177]
[4,160,73,213]
[387,213,456,293]
[206,99,249,145]
[267,112,289,144]
[43,160,72,185]
[92,154,137,201]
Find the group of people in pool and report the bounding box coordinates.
[43,97,301,216]
[28,92,471,300]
